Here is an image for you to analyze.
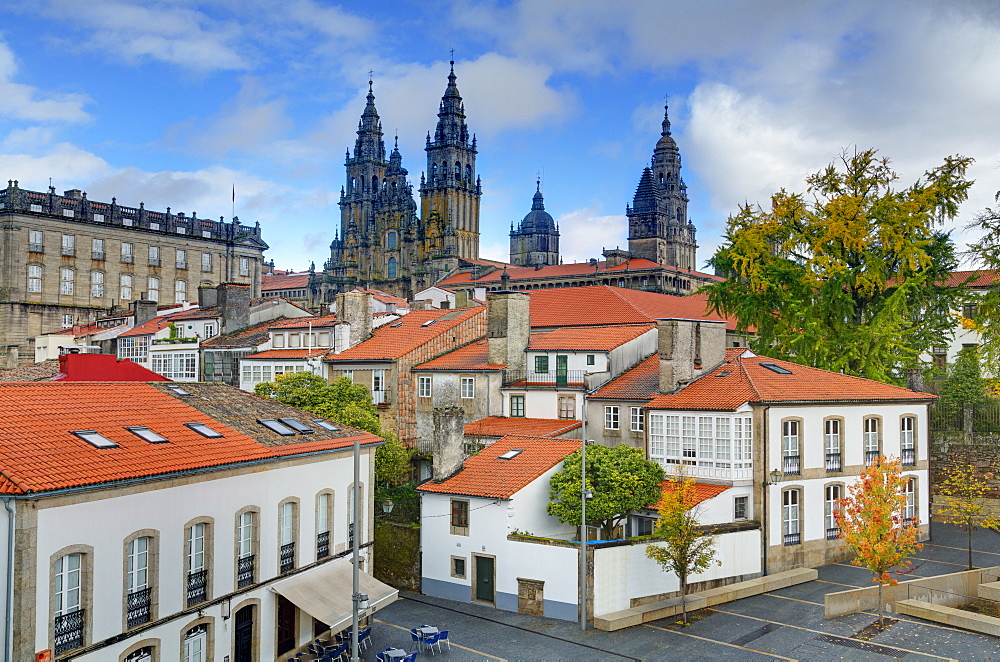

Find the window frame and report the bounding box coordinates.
[781,418,801,475]
[824,417,843,472]
[863,416,882,465]
[824,483,843,539]
[630,406,644,432]
[450,498,470,535]
[534,355,549,374]
[183,518,213,606]
[901,415,917,466]
[782,488,801,545]
[509,394,525,418]
[604,405,620,430]
[461,376,475,399]
[418,375,432,398]
[123,530,159,630]
[558,394,576,420]
[278,498,300,574]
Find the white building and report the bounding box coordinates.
[0,381,392,662]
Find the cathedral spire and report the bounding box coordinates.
[661,99,671,137]
[434,60,470,145]
[353,78,385,161]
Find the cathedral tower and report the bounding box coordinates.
[509,182,559,267]
[626,103,697,271]
[419,61,482,260]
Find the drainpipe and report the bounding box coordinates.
[762,406,770,577]
[4,497,14,662]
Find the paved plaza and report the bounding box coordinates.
[360,522,1000,661]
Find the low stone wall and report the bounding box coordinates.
[930,434,1000,498]
[374,520,421,592]
[896,599,1000,637]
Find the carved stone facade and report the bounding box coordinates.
[509,183,559,267]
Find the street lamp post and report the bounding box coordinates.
[351,432,362,662]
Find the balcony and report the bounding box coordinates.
[122,254,134,264]
[782,454,801,476]
[29,242,44,253]
[280,542,295,574]
[826,527,840,540]
[865,450,880,466]
[126,587,152,628]
[91,251,105,261]
[61,247,76,257]
[176,261,187,270]
[149,257,160,267]
[237,554,255,588]
[54,609,85,654]
[372,389,388,406]
[662,462,753,482]
[825,452,842,473]
[902,448,916,467]
[503,368,587,387]
[317,531,330,560]
[783,532,801,546]
[186,569,208,607]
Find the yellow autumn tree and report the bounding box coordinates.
[836,456,922,625]
[937,464,999,570]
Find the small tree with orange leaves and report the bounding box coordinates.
[836,456,923,625]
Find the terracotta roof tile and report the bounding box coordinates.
[0,361,62,382]
[645,351,936,411]
[941,270,1000,288]
[464,417,582,438]
[652,481,731,510]
[353,288,409,305]
[417,436,580,499]
[201,318,285,348]
[243,349,329,360]
[119,311,185,338]
[262,273,311,291]
[529,325,655,351]
[438,261,723,286]
[326,308,485,362]
[267,315,339,329]
[591,355,660,400]
[0,382,381,494]
[414,340,505,371]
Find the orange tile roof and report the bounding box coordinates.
[325,308,485,362]
[941,270,1000,288]
[414,339,505,371]
[119,311,187,338]
[529,325,655,351]
[243,349,329,360]
[262,272,311,291]
[522,286,738,330]
[652,481,731,510]
[464,417,582,438]
[645,351,936,411]
[438,260,722,286]
[591,355,660,400]
[201,318,284,348]
[0,382,381,494]
[268,315,339,329]
[417,436,581,499]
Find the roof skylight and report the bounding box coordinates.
[258,419,296,436]
[71,430,118,448]
[167,385,191,396]
[126,426,168,443]
[279,418,314,434]
[390,322,404,327]
[498,449,524,460]
[421,320,436,327]
[185,422,224,438]
[718,371,732,377]
[312,419,339,432]
[760,362,793,375]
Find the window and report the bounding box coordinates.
[201,253,212,272]
[631,407,644,432]
[125,536,152,627]
[29,229,43,252]
[62,314,75,328]
[60,268,74,295]
[451,556,467,579]
[781,420,800,475]
[121,242,133,263]
[241,364,273,388]
[120,274,133,300]
[175,280,187,303]
[825,419,842,472]
[236,511,255,587]
[901,416,916,466]
[27,265,42,293]
[62,234,75,256]
[54,552,84,653]
[450,499,469,535]
[864,417,880,465]
[386,231,397,250]
[186,524,208,606]
[510,395,525,417]
[558,395,575,419]
[605,405,620,430]
[782,489,800,545]
[279,501,296,573]
[316,493,332,559]
[586,354,595,366]
[534,355,549,374]
[63,209,75,218]
[152,353,197,380]
[734,496,748,521]
[963,303,980,320]
[648,414,754,478]
[186,422,223,438]
[372,369,386,404]
[127,426,168,443]
[461,377,475,399]
[148,245,159,266]
[239,256,249,277]
[90,271,104,298]
[342,370,353,382]
[387,257,397,279]
[93,213,104,223]
[203,323,215,339]
[903,478,916,522]
[123,217,133,226]
[418,376,432,398]
[176,249,187,269]
[147,277,159,302]
[118,336,149,362]
[182,625,207,662]
[825,485,842,539]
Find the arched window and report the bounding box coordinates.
[431,164,437,183]
[782,489,801,545]
[781,419,801,475]
[903,478,917,522]
[824,484,842,539]
[454,161,461,177]
[901,416,916,466]
[350,178,356,192]
[386,232,397,250]
[466,165,472,180]
[387,257,397,279]
[371,176,378,192]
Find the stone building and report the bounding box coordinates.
[311,61,482,304]
[0,180,267,366]
[509,183,559,267]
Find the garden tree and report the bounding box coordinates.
[937,464,999,570]
[548,443,665,540]
[937,346,992,414]
[645,473,719,625]
[255,372,411,490]
[966,191,1000,365]
[706,149,973,383]
[836,456,923,625]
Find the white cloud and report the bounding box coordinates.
[555,208,627,264]
[0,41,90,123]
[2,143,111,186]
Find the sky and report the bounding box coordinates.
[3,0,1000,273]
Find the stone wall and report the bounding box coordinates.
[373,520,421,592]
[930,432,1000,498]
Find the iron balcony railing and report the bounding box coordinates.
[237,554,255,588]
[148,257,160,267]
[783,532,801,546]
[782,454,801,476]
[865,450,880,466]
[503,369,586,387]
[61,247,75,257]
[280,542,295,574]
[91,251,105,260]
[825,452,842,472]
[121,254,133,264]
[54,609,85,654]
[317,531,330,559]
[902,448,916,466]
[29,242,44,253]
[826,527,840,540]
[126,587,152,628]
[348,522,355,549]
[186,569,208,607]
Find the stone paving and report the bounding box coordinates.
[360,522,1000,660]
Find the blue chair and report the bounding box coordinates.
[411,628,423,651]
[358,627,372,651]
[424,632,442,654]
[437,630,450,651]
[403,652,419,662]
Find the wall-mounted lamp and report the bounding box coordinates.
[769,468,782,485]
[381,499,394,514]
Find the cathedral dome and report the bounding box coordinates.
[519,186,556,233]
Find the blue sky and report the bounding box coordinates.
[3,0,1000,272]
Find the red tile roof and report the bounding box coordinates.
[522,286,738,330]
[652,481,731,510]
[243,349,329,360]
[268,315,339,329]
[591,355,660,400]
[941,270,1000,288]
[414,340,505,371]
[464,417,582,438]
[0,382,381,494]
[262,272,311,291]
[645,351,936,411]
[417,436,581,499]
[353,288,408,306]
[438,261,722,286]
[529,325,655,351]
[325,308,485,362]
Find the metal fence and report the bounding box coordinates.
[929,402,1000,434]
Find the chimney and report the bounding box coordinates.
[906,368,925,392]
[455,290,470,308]
[487,291,530,375]
[433,406,466,481]
[6,345,18,370]
[198,285,218,309]
[410,300,431,311]
[217,283,251,334]
[335,291,373,347]
[132,299,158,325]
[657,318,727,393]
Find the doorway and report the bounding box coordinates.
[474,554,495,604]
[556,355,568,387]
[234,604,254,662]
